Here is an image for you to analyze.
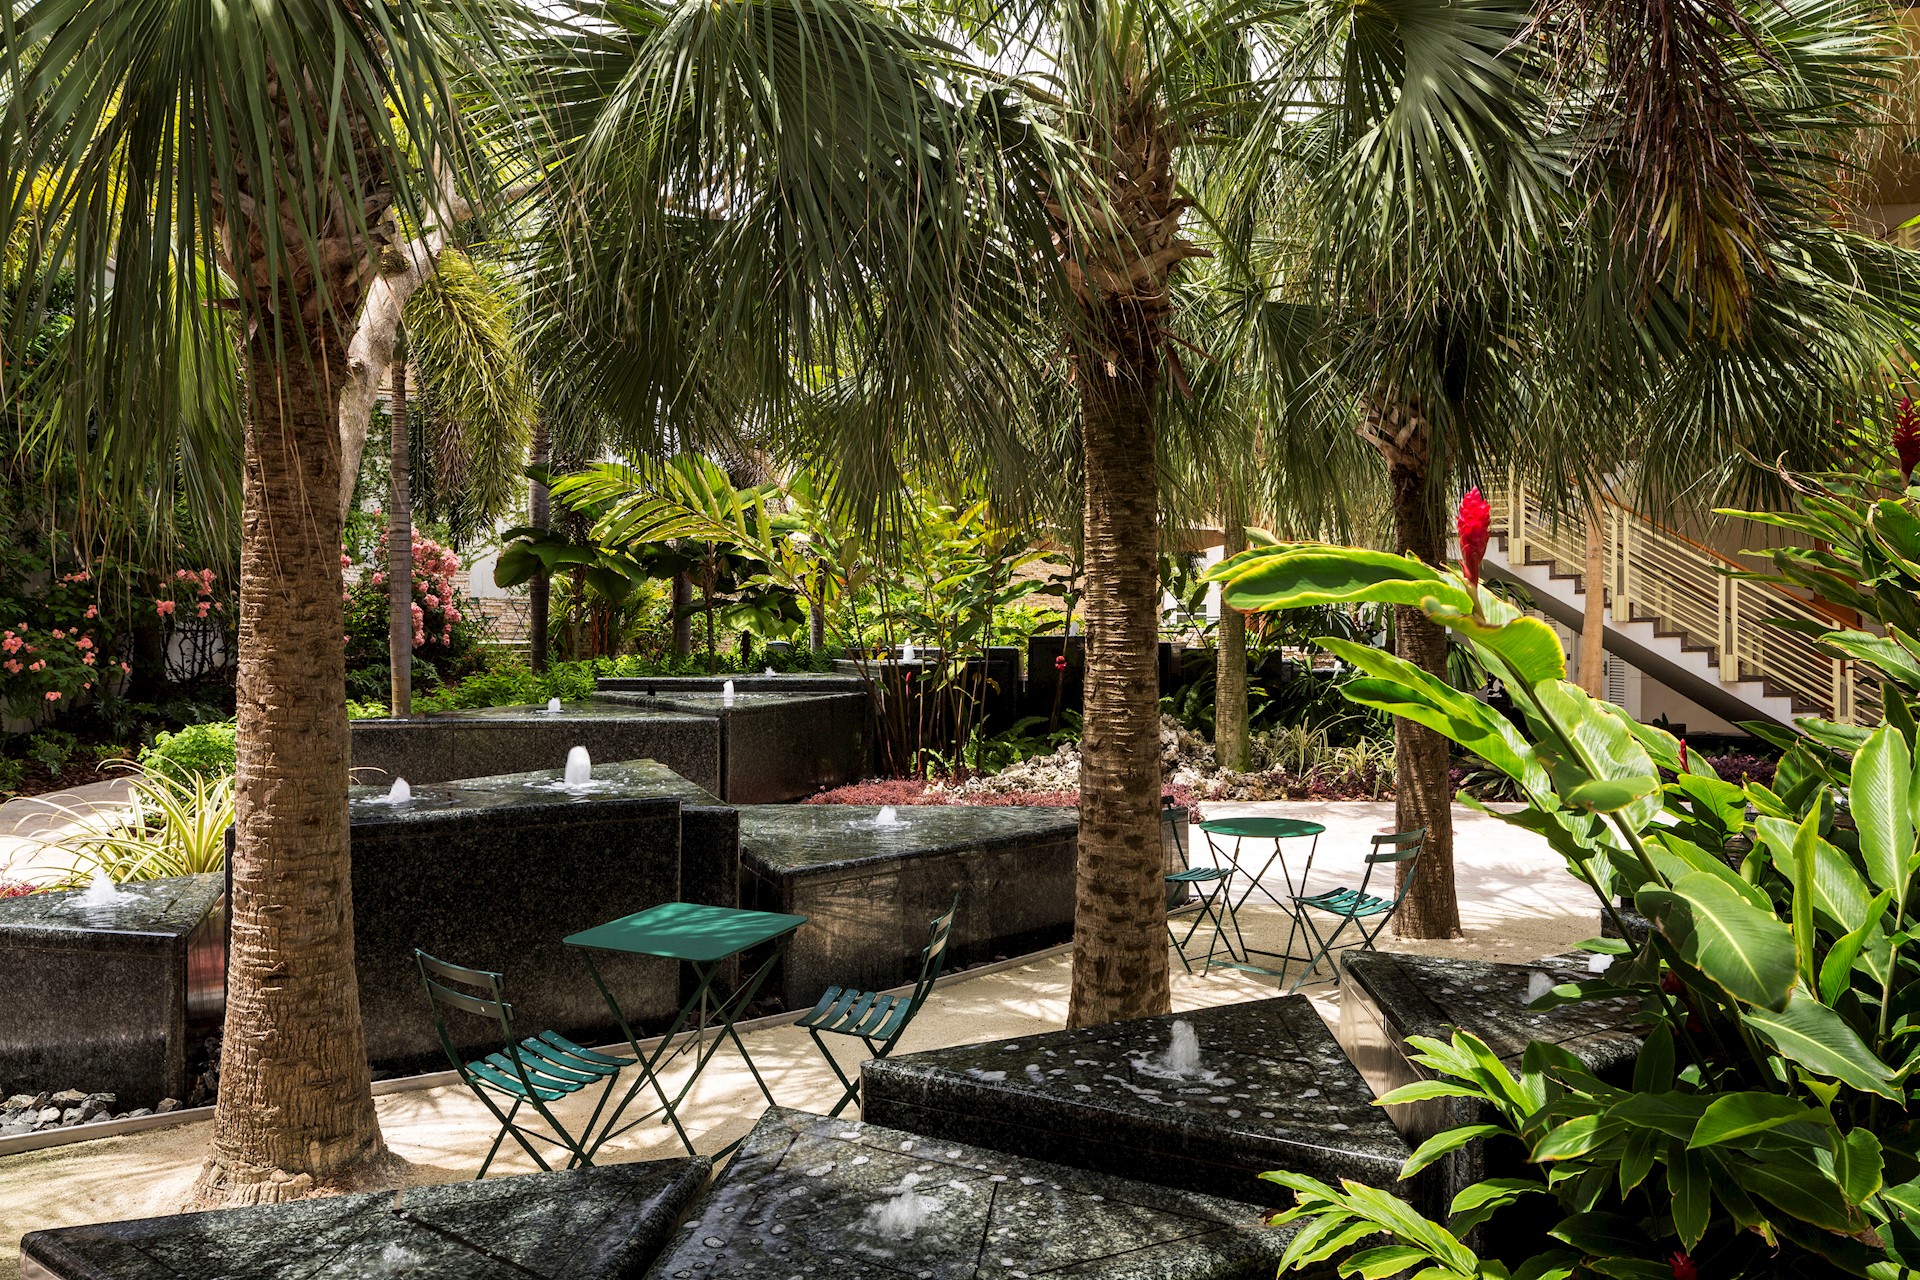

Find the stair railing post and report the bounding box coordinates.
[1509,469,1526,565]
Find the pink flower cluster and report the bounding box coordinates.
[345,529,468,653]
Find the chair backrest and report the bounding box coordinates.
[903,895,963,1017]
[1360,828,1426,903]
[415,949,518,1081]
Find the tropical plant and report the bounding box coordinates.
[139,721,239,785]
[1207,0,1920,942]
[1211,517,1920,1277]
[343,528,489,683]
[50,765,236,883]
[2,0,518,1203]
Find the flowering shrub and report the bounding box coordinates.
[0,566,121,712]
[343,528,489,681]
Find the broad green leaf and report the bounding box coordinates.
[1852,725,1913,902]
[1826,633,1920,691]
[1448,616,1568,685]
[1608,1091,1709,1140]
[1340,1245,1433,1279]
[1757,816,1871,935]
[1401,1124,1507,1178]
[1662,872,1798,1010]
[1820,891,1891,1005]
[1744,992,1902,1100]
[1547,1211,1646,1256]
[1319,637,1551,795]
[1835,1128,1884,1203]
[1566,776,1661,814]
[1728,1151,1861,1232]
[1532,1114,1609,1161]
[1532,681,1662,834]
[1669,1142,1709,1249]
[1688,1092,1824,1149]
[1792,808,1819,991]
[1632,1023,1674,1094]
[1215,547,1474,614]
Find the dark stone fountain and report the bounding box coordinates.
[346,776,685,1073]
[1338,952,1643,1213]
[19,1158,710,1280]
[0,874,225,1108]
[641,1107,1313,1280]
[736,804,1081,1008]
[351,701,723,793]
[862,996,1412,1209]
[590,688,868,803]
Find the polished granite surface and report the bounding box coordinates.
[740,805,1078,875]
[642,1107,1309,1280]
[863,996,1410,1207]
[21,1159,710,1280]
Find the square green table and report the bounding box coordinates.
[566,901,806,1157]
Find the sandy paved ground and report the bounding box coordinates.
[0,798,1602,1276]
[0,778,134,888]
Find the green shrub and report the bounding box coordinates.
[24,728,79,779]
[0,757,25,795]
[140,720,237,782]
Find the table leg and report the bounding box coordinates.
[583,932,798,1159]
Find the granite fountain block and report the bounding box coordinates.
[20,1157,711,1280]
[349,702,721,791]
[862,996,1411,1209]
[598,673,867,695]
[347,782,684,1072]
[452,759,740,913]
[590,689,868,802]
[737,804,1080,1008]
[0,874,225,1108]
[1338,951,1643,1215]
[642,1107,1316,1280]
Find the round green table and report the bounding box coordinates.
[1195,816,1325,970]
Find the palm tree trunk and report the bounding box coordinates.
[1068,372,1170,1028]
[527,417,551,673]
[193,333,393,1206]
[672,570,693,659]
[1382,432,1461,940]
[1215,517,1251,771]
[387,357,413,717]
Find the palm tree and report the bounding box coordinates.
[1209,0,1919,937]
[2,0,509,1202]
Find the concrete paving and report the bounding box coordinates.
[0,799,1603,1278]
[0,777,134,887]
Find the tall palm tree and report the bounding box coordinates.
[2,0,507,1202]
[1213,0,1919,937]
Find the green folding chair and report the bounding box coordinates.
[1286,828,1426,993]
[1166,865,1242,973]
[798,895,959,1117]
[416,949,629,1177]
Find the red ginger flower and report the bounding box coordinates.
[1898,398,1920,482]
[1457,488,1491,591]
[1669,1251,1698,1280]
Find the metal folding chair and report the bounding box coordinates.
[416,949,628,1177]
[1286,828,1426,993]
[1166,865,1243,972]
[798,895,960,1117]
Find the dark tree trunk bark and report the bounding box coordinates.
[1379,410,1461,940]
[1215,516,1250,772]
[1068,372,1169,1028]
[387,357,413,717]
[671,570,693,660]
[193,329,395,1206]
[527,417,551,673]
[1055,65,1199,1029]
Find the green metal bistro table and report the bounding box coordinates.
[566,901,806,1158]
[1196,816,1325,970]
